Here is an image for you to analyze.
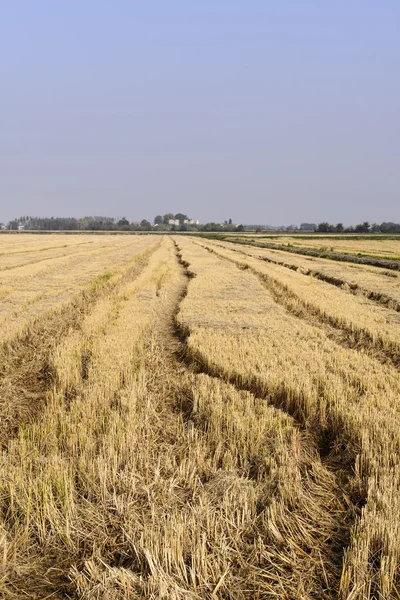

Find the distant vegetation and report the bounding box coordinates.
[1,215,400,234]
[239,222,400,233]
[312,221,400,233]
[2,214,245,232]
[269,222,400,233]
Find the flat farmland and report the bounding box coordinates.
[233,235,400,259]
[1,234,400,599]
[225,234,400,270]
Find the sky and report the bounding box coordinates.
[1,1,399,226]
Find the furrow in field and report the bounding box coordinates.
[172,239,357,599]
[214,239,400,312]
[0,241,158,447]
[176,237,400,599]
[198,240,400,369]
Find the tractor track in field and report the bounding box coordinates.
[0,243,159,448]
[197,241,400,370]
[171,239,359,600]
[213,240,400,313]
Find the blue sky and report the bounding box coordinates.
[1,1,399,225]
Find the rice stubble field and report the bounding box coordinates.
[0,233,400,599]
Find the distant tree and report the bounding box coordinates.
[163,213,175,224]
[335,223,344,233]
[154,215,163,225]
[174,213,188,224]
[117,217,129,227]
[228,218,233,225]
[317,222,330,233]
[79,217,90,230]
[140,219,151,229]
[380,222,400,233]
[300,223,316,231]
[355,221,370,233]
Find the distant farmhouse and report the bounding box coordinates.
[0,224,6,230]
[18,224,25,231]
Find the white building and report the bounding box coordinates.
[168,218,200,226]
[18,224,25,231]
[0,224,6,230]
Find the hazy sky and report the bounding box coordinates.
[1,2,399,225]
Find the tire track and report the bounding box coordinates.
[171,239,359,600]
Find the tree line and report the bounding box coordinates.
[312,222,400,234]
[2,215,399,234]
[273,222,400,233]
[3,214,244,232]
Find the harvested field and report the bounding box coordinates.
[219,235,400,270]
[232,235,400,259]
[211,240,400,311]
[0,233,399,599]
[195,241,400,368]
